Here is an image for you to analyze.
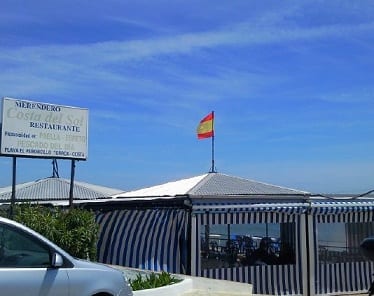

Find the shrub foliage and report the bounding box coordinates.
[129,271,182,291]
[12,204,98,260]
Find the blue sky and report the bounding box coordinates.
[0,1,373,193]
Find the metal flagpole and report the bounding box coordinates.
[210,111,216,173]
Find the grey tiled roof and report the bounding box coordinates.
[115,172,309,198]
[189,173,309,196]
[0,177,124,201]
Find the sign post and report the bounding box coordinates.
[69,159,76,208]
[9,157,16,218]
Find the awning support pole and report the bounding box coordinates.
[301,209,316,296]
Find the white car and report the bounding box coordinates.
[0,216,133,296]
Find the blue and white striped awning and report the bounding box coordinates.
[192,202,309,215]
[192,200,374,215]
[310,200,374,215]
[309,201,374,224]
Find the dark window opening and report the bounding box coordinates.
[200,222,296,269]
[318,221,374,264]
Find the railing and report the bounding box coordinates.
[318,245,365,263]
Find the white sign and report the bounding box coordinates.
[0,97,88,160]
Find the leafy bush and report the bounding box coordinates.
[129,271,182,291]
[12,204,98,260]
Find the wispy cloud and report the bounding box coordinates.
[318,88,374,103]
[1,4,373,116]
[2,16,374,64]
[1,17,372,103]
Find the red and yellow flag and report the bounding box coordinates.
[197,111,214,139]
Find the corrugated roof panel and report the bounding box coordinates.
[0,178,124,201]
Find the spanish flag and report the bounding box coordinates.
[197,111,214,139]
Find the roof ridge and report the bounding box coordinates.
[188,172,214,195]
